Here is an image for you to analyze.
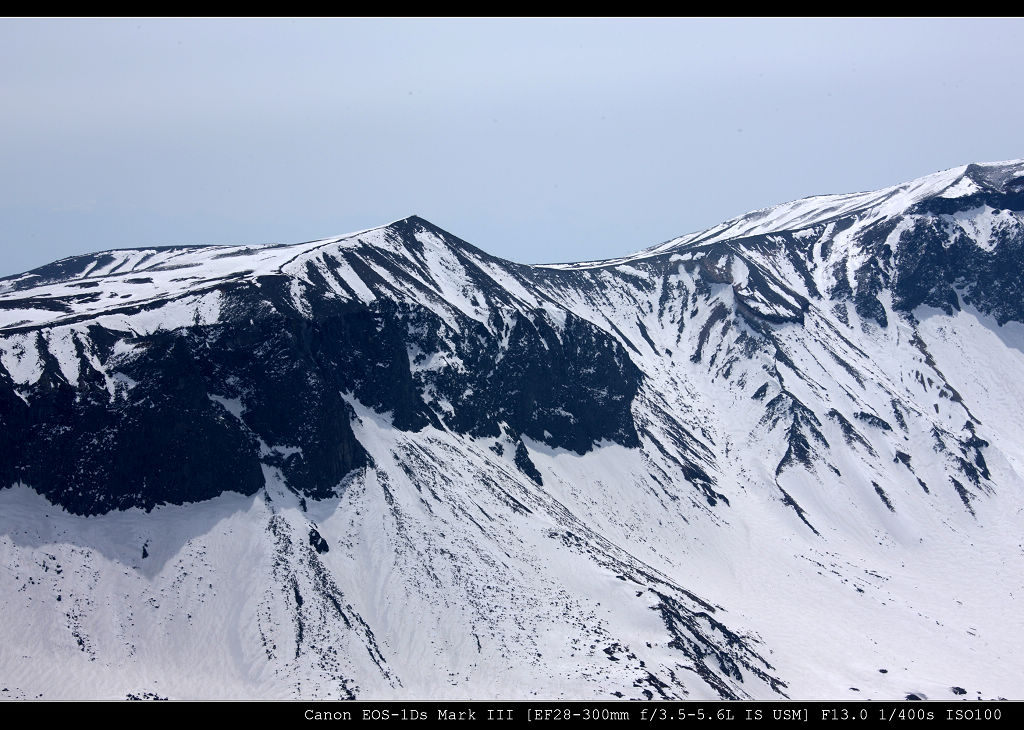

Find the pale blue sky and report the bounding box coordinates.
[2,18,1023,276]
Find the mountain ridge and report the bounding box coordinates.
[1,161,1023,700]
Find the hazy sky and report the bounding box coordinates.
[2,18,1023,276]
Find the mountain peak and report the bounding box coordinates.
[3,159,1024,700]
[598,160,1024,265]
[962,159,1024,192]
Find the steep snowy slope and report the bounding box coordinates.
[1,160,1023,700]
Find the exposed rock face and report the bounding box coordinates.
[1,161,1023,700]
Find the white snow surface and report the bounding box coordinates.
[544,159,1024,270]
[3,164,1024,700]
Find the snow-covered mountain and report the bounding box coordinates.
[2,160,1023,700]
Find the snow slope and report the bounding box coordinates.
[2,160,1024,700]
